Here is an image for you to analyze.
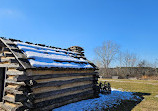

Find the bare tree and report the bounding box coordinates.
[152,59,158,75]
[92,58,102,68]
[118,52,123,68]
[122,51,138,67]
[137,59,155,68]
[137,60,148,67]
[94,41,120,68]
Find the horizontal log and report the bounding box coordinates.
[34,90,94,108]
[0,58,19,64]
[34,84,93,99]
[34,93,94,111]
[32,77,93,89]
[1,101,24,111]
[3,47,10,51]
[0,64,19,68]
[28,67,94,71]
[0,103,16,111]
[3,93,34,105]
[27,70,94,75]
[3,95,16,103]
[28,72,97,80]
[35,75,92,84]
[33,81,92,94]
[0,58,10,62]
[6,83,32,92]
[4,53,14,57]
[6,71,25,75]
[5,79,26,85]
[10,59,19,64]
[7,74,28,82]
[34,88,92,103]
[5,87,23,95]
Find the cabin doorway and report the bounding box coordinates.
[0,68,5,102]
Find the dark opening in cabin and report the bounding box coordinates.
[0,67,5,102]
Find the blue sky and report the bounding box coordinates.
[0,0,158,63]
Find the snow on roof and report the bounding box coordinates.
[14,42,93,69]
[53,88,141,111]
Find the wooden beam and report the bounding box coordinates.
[34,90,94,108]
[6,71,25,76]
[5,88,23,95]
[33,81,92,94]
[2,47,10,51]
[7,75,28,82]
[5,79,26,85]
[10,59,19,64]
[34,93,94,111]
[0,64,19,68]
[34,84,93,99]
[0,58,10,63]
[28,72,97,80]
[4,53,14,57]
[27,70,94,75]
[32,77,93,89]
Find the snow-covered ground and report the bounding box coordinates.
[53,88,141,111]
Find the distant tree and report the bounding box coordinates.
[94,41,120,69]
[153,59,158,75]
[137,60,153,68]
[137,60,147,67]
[122,51,138,67]
[118,52,123,68]
[92,58,102,68]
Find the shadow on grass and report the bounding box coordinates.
[105,92,151,111]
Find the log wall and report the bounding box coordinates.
[0,45,29,111]
[27,70,98,111]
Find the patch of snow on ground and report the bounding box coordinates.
[53,88,141,111]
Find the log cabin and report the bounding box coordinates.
[0,37,99,111]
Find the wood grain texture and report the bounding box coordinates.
[28,72,97,80]
[32,77,93,89]
[34,84,93,99]
[34,90,94,108]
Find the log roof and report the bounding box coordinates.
[0,37,97,70]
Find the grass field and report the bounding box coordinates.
[99,79,158,111]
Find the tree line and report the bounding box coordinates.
[94,41,158,79]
